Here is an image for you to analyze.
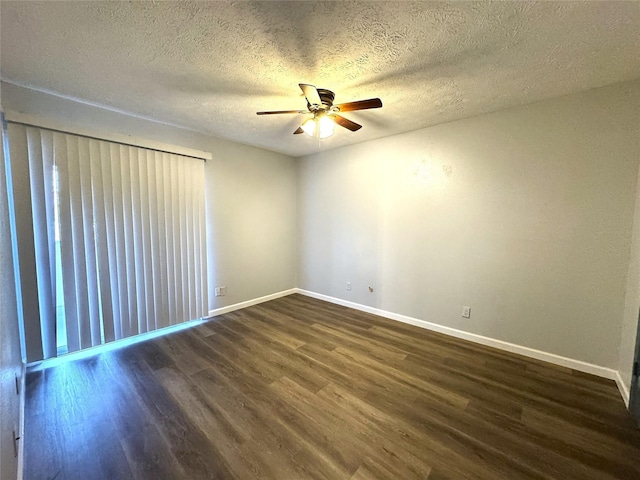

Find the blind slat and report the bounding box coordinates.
[8,125,44,361]
[26,128,56,358]
[92,140,116,344]
[139,150,154,332]
[66,136,93,351]
[78,138,102,348]
[170,155,182,325]
[130,148,146,334]
[121,146,138,338]
[199,160,208,316]
[178,157,188,324]
[109,143,127,340]
[55,133,80,353]
[154,153,168,330]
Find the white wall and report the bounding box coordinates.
[5,79,640,381]
[298,80,640,370]
[619,118,640,397]
[1,82,298,311]
[0,117,23,480]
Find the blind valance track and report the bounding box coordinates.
[6,118,208,161]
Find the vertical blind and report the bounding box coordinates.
[7,123,208,362]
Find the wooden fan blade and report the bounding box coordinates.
[257,110,306,115]
[334,98,382,112]
[293,127,304,134]
[299,84,322,106]
[333,114,362,132]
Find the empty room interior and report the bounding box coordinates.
[2,1,640,479]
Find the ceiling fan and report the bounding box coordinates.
[257,84,382,139]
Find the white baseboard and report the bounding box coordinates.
[27,289,296,372]
[17,361,25,480]
[208,288,297,318]
[28,317,209,372]
[24,286,630,412]
[615,370,631,407]
[294,288,620,382]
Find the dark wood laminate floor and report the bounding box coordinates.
[25,294,640,480]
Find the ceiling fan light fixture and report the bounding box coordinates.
[301,118,316,136]
[301,115,335,139]
[318,115,335,139]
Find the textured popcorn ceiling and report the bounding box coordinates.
[1,1,639,157]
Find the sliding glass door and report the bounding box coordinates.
[6,122,208,362]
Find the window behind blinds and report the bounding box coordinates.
[7,123,208,362]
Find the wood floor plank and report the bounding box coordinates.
[214,318,330,393]
[24,294,640,479]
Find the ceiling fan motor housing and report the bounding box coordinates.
[308,89,335,111]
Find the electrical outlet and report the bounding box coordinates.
[462,306,471,318]
[346,282,352,291]
[215,286,226,297]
